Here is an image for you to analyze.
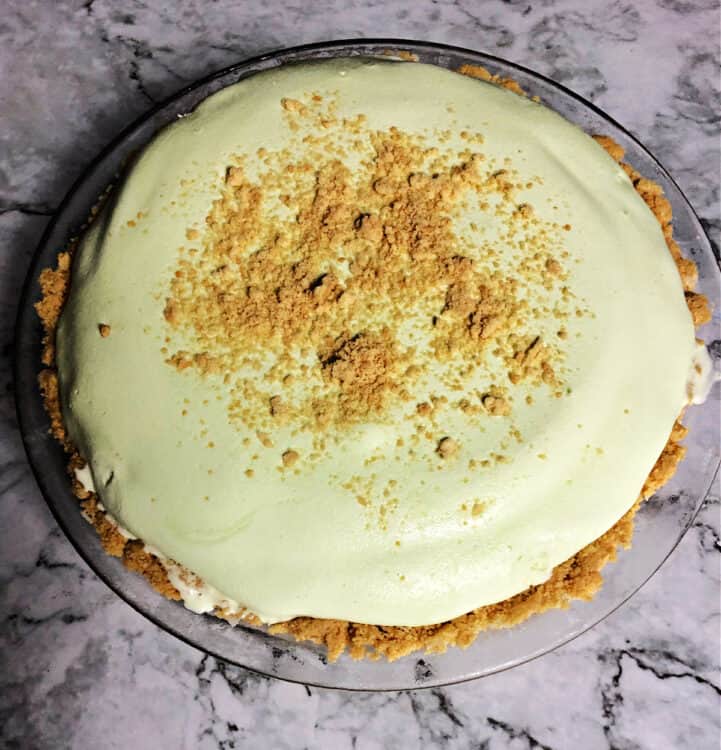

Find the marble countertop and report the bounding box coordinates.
[1,1,719,748]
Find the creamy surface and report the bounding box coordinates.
[57,59,699,626]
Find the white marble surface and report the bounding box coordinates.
[1,1,720,748]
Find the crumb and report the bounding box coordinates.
[481,393,510,417]
[281,97,307,113]
[269,395,287,418]
[226,166,245,187]
[437,436,459,459]
[256,431,274,448]
[282,449,300,467]
[471,501,486,517]
[457,63,527,97]
[545,258,562,276]
[416,401,432,417]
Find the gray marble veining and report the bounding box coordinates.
[1,1,719,748]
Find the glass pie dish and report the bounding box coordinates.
[14,39,720,691]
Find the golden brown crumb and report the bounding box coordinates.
[416,401,433,417]
[591,134,625,162]
[256,431,274,448]
[38,369,69,448]
[98,323,111,337]
[36,250,72,366]
[320,329,402,421]
[457,63,527,97]
[545,258,562,276]
[685,292,712,326]
[481,393,510,417]
[437,436,460,459]
[123,540,183,599]
[281,97,307,114]
[282,449,300,467]
[269,395,287,418]
[641,423,687,497]
[225,166,244,187]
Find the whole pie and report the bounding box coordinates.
[36,58,712,661]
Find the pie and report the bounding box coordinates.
[36,58,712,661]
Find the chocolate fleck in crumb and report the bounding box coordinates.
[437,436,459,458]
[98,324,111,338]
[282,449,300,467]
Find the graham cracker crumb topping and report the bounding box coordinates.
[162,94,577,455]
[437,436,460,459]
[282,449,300,467]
